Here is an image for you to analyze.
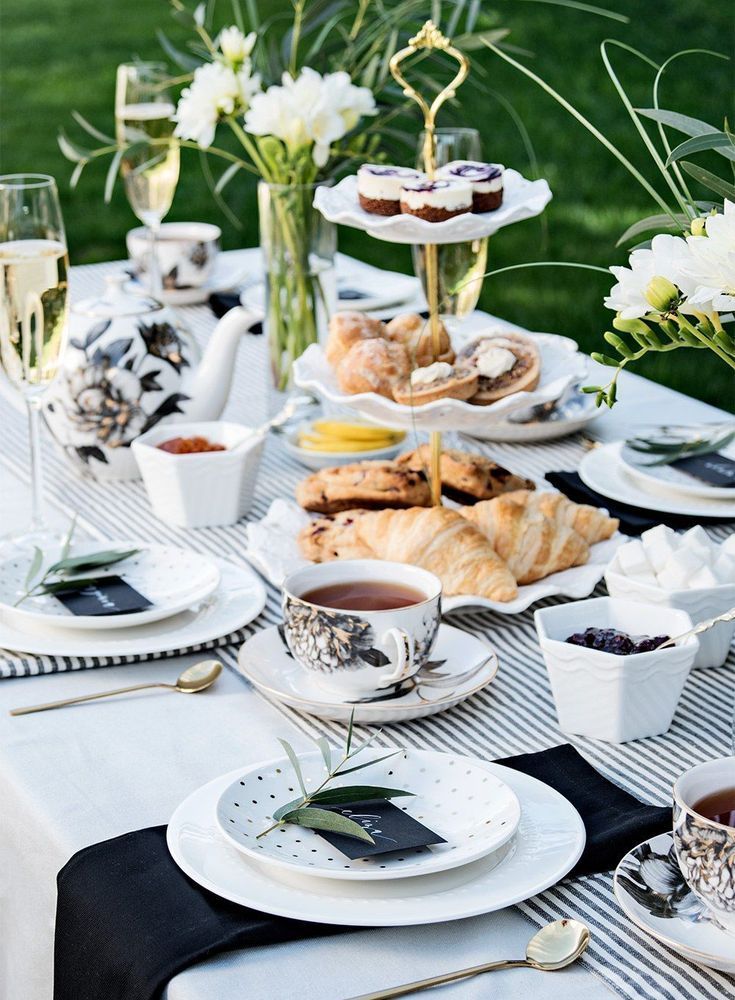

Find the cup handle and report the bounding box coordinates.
[378,628,416,688]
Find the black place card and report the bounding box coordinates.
[53,575,153,617]
[317,799,446,860]
[338,287,369,300]
[672,452,735,488]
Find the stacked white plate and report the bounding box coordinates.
[167,747,586,926]
[579,442,735,519]
[0,540,266,657]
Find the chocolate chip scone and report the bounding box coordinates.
[398,445,536,504]
[298,510,374,562]
[296,461,432,514]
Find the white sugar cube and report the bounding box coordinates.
[681,525,713,560]
[656,547,705,591]
[641,524,679,573]
[721,535,735,557]
[713,551,735,585]
[616,540,654,578]
[689,566,720,590]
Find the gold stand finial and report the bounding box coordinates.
[389,21,470,505]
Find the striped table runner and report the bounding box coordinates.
[1,257,734,1000]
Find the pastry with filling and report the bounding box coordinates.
[392,362,478,406]
[399,178,472,222]
[384,312,455,367]
[336,338,410,398]
[325,311,385,368]
[458,332,541,404]
[296,461,432,514]
[357,164,426,216]
[397,444,535,503]
[437,160,504,212]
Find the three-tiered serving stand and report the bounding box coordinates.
[314,21,552,504]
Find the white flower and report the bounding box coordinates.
[173,61,260,148]
[604,234,694,319]
[217,26,256,66]
[245,67,376,167]
[681,199,735,312]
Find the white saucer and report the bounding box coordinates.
[236,623,498,723]
[215,748,521,880]
[620,441,735,501]
[0,542,220,631]
[126,253,251,306]
[614,831,735,973]
[0,558,265,657]
[462,386,600,443]
[580,443,735,519]
[167,762,585,926]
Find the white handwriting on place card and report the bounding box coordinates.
[338,808,398,846]
[79,584,118,610]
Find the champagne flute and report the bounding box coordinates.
[115,63,180,296]
[412,127,488,333]
[0,174,70,552]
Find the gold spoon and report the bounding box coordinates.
[9,659,223,716]
[347,919,590,1000]
[655,606,735,651]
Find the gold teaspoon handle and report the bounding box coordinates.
[9,682,175,716]
[346,959,529,1000]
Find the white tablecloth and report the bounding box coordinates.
[1,253,733,1000]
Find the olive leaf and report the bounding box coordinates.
[281,807,375,844]
[46,549,139,576]
[309,786,413,805]
[24,547,44,591]
[13,547,140,607]
[278,738,307,797]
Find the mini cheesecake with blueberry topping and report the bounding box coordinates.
[437,161,504,212]
[357,164,426,216]
[399,178,473,222]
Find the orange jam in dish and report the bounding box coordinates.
[157,436,226,454]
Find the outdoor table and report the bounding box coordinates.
[0,251,732,1000]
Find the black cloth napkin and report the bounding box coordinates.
[54,744,670,1000]
[546,469,735,535]
[208,292,263,332]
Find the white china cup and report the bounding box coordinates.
[673,757,735,935]
[281,560,442,699]
[127,221,221,289]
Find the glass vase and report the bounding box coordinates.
[258,180,337,392]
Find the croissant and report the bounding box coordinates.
[460,495,589,584]
[356,507,518,602]
[499,489,619,544]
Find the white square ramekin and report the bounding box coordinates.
[534,597,699,744]
[605,557,735,669]
[132,421,265,528]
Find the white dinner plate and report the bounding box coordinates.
[0,541,220,631]
[614,831,735,973]
[619,441,735,501]
[167,762,585,926]
[580,443,735,519]
[215,748,520,881]
[0,558,265,656]
[236,623,498,723]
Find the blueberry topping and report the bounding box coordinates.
[565,627,670,655]
[448,162,502,181]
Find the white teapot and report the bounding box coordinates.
[44,275,256,480]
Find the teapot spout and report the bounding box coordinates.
[186,306,260,421]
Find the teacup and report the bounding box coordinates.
[281,560,441,699]
[126,222,221,290]
[673,756,735,935]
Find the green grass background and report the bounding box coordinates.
[1,0,733,409]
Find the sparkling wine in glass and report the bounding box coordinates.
[115,63,180,295]
[413,127,488,335]
[0,174,70,552]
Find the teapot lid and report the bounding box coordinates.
[72,273,164,319]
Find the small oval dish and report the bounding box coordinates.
[132,421,265,528]
[282,421,406,470]
[534,596,699,743]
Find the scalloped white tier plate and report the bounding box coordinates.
[0,541,221,631]
[0,558,265,656]
[620,440,735,501]
[614,831,735,973]
[313,171,552,245]
[167,762,585,926]
[236,623,498,723]
[580,443,735,519]
[216,748,520,881]
[243,498,624,616]
[293,333,587,434]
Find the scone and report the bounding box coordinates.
[336,339,410,398]
[392,362,478,405]
[325,311,385,368]
[398,444,536,503]
[384,312,455,367]
[296,461,432,514]
[458,332,541,404]
[298,510,374,562]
